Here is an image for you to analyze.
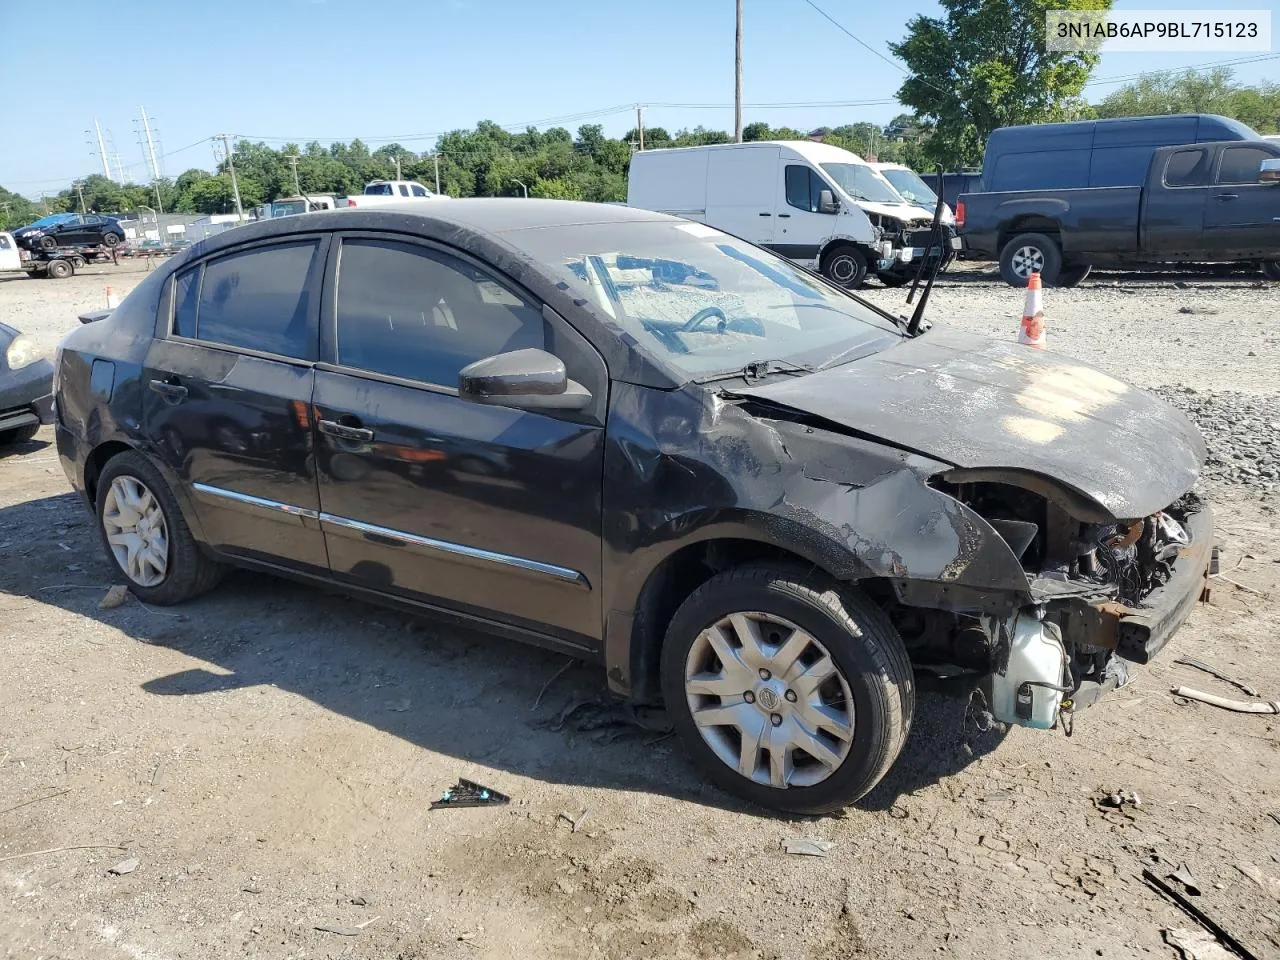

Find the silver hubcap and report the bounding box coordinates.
[102,476,169,587]
[1011,246,1044,279]
[684,612,855,789]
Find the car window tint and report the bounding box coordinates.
[195,240,319,358]
[0,235,10,250]
[172,266,200,337]
[784,165,812,211]
[1164,149,1208,187]
[335,238,546,387]
[397,184,410,196]
[1217,146,1271,184]
[411,184,428,197]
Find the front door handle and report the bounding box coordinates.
[758,212,772,216]
[777,213,791,218]
[1215,193,1239,201]
[318,419,374,442]
[148,378,187,402]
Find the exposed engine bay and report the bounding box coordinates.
[887,480,1213,731]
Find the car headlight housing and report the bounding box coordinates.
[5,334,38,371]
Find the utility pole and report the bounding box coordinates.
[93,119,113,179]
[74,181,86,213]
[139,107,161,181]
[636,104,645,151]
[286,154,301,195]
[734,0,743,143]
[112,150,127,183]
[392,154,402,180]
[218,134,245,221]
[433,153,441,194]
[154,181,164,217]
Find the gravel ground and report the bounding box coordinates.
[2,261,1279,960]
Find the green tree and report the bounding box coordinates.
[891,0,1112,167]
[1095,68,1280,133]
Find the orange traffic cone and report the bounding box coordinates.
[1018,272,1046,349]
[105,286,120,309]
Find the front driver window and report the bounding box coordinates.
[1217,146,1272,185]
[334,239,547,388]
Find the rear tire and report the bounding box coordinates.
[821,246,868,289]
[1263,262,1280,282]
[95,450,224,605]
[999,232,1062,287]
[102,232,120,247]
[660,563,914,814]
[1054,264,1092,288]
[46,259,73,280]
[0,424,40,445]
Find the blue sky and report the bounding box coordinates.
[0,0,1276,194]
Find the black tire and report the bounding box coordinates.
[101,232,120,247]
[71,255,87,269]
[1054,263,1092,288]
[46,259,73,280]
[0,424,40,445]
[876,272,911,288]
[999,232,1062,287]
[95,450,224,605]
[38,235,58,252]
[821,245,868,289]
[660,563,914,814]
[1263,262,1280,282]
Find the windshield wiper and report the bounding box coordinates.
[904,165,951,337]
[695,359,815,385]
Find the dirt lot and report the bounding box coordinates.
[2,261,1279,960]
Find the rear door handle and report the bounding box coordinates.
[148,379,187,402]
[1215,193,1239,201]
[758,212,772,216]
[318,419,374,442]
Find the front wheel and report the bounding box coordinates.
[661,564,914,814]
[821,246,868,289]
[95,450,224,605]
[1263,261,1280,282]
[38,235,58,252]
[999,232,1062,287]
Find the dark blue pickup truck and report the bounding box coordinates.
[959,134,1280,286]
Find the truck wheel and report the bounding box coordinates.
[38,235,58,252]
[1263,262,1280,281]
[1054,264,1092,288]
[821,246,868,288]
[660,563,914,814]
[876,272,910,288]
[46,259,73,279]
[1000,232,1062,287]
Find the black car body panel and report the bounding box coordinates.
[0,320,55,433]
[53,200,1211,719]
[961,140,1280,265]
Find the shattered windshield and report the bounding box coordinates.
[819,163,903,204]
[509,220,900,379]
[880,168,938,207]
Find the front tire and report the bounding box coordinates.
[38,235,58,252]
[999,232,1062,287]
[821,246,868,289]
[95,451,224,605]
[661,563,914,814]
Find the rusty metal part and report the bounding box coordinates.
[1108,519,1144,549]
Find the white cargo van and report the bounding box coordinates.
[627,140,934,287]
[871,162,955,225]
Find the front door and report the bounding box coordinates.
[1204,144,1280,257]
[142,236,329,572]
[312,235,607,648]
[774,163,838,264]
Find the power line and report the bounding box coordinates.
[1084,52,1280,87]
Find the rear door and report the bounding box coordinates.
[706,146,779,244]
[1142,147,1210,255]
[1204,144,1280,257]
[142,236,329,572]
[311,234,607,648]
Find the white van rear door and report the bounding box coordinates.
[706,146,779,244]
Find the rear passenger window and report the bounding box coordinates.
[411,185,428,197]
[1217,146,1271,184]
[398,184,410,196]
[172,266,200,337]
[335,238,546,388]
[1164,149,1208,187]
[194,241,319,358]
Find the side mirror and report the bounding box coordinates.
[1260,158,1280,183]
[458,348,591,411]
[818,189,839,214]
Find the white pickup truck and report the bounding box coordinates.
[342,180,438,207]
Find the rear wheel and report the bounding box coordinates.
[1263,262,1280,281]
[999,232,1062,287]
[1054,264,1092,288]
[95,451,224,604]
[821,246,868,289]
[101,232,120,247]
[661,563,914,814]
[46,259,73,280]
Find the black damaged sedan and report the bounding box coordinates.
[53,200,1213,813]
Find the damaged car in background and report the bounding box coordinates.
[53,201,1214,814]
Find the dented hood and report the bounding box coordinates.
[735,327,1205,519]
